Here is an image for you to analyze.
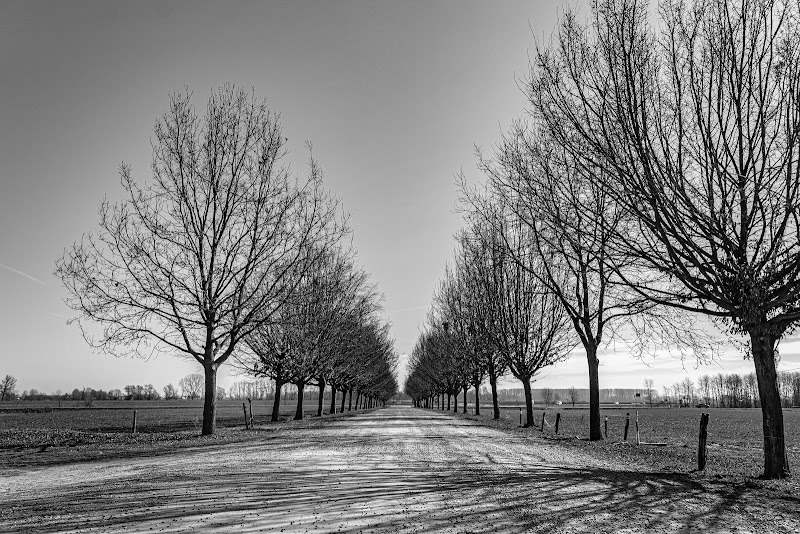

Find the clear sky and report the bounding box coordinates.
[1,0,798,397]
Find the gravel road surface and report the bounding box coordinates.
[1,405,797,533]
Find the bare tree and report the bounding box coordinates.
[697,375,711,405]
[567,386,581,407]
[488,214,577,426]
[457,216,510,419]
[163,383,179,400]
[471,121,659,440]
[0,375,18,401]
[643,379,655,406]
[681,378,696,407]
[240,248,392,421]
[179,373,204,400]
[56,85,344,435]
[430,258,490,416]
[530,0,797,478]
[540,387,554,407]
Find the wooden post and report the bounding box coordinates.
[541,411,546,432]
[604,416,608,438]
[519,407,522,426]
[131,410,137,434]
[635,410,640,445]
[247,397,254,428]
[243,402,249,430]
[698,412,710,470]
[623,412,630,441]
[555,413,561,434]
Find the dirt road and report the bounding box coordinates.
[1,406,797,533]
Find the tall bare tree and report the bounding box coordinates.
[470,124,649,440]
[56,85,344,435]
[456,221,509,418]
[531,0,800,477]
[488,214,576,426]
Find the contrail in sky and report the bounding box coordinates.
[0,262,46,285]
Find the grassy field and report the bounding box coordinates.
[489,405,800,451]
[435,403,799,451]
[435,402,800,479]
[5,400,796,452]
[0,399,335,436]
[2,399,799,483]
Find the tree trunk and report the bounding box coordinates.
[329,386,337,415]
[201,363,217,435]
[339,387,347,414]
[294,379,306,420]
[348,388,353,411]
[447,393,451,411]
[316,379,325,417]
[355,391,361,409]
[271,378,284,422]
[474,377,481,416]
[522,377,534,427]
[587,345,602,441]
[462,385,467,414]
[453,389,459,413]
[750,330,790,479]
[489,372,500,420]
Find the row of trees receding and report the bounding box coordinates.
[407,0,798,479]
[56,84,397,435]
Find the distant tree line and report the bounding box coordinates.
[663,371,800,409]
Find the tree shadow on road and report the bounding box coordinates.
[4,441,796,534]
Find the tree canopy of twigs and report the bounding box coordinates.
[528,0,799,478]
[405,206,576,426]
[56,84,347,435]
[236,246,398,420]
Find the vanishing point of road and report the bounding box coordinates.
[1,406,797,533]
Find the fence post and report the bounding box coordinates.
[247,397,254,428]
[698,412,710,470]
[623,412,630,441]
[519,406,522,426]
[541,411,546,432]
[604,416,608,438]
[131,410,137,434]
[635,410,640,445]
[243,402,249,430]
[555,413,561,435]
